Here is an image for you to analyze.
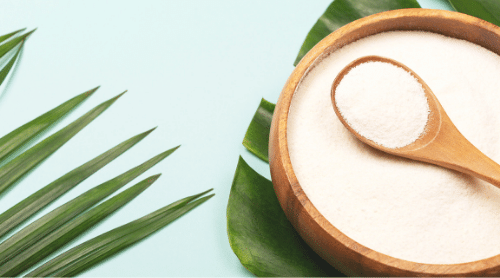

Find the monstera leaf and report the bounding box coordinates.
[293,0,421,66]
[448,0,500,26]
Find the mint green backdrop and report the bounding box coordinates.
[0,0,453,276]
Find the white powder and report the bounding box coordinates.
[335,61,430,148]
[287,31,500,264]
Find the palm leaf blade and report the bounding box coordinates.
[0,28,26,45]
[29,191,214,277]
[0,174,161,276]
[0,87,97,164]
[0,29,34,60]
[0,145,178,265]
[0,127,154,239]
[0,42,23,88]
[0,90,121,195]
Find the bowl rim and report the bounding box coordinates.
[270,8,500,276]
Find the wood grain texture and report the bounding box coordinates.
[269,8,500,277]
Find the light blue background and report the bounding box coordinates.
[0,0,453,276]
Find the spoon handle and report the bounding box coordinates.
[417,119,500,188]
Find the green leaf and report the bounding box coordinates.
[242,99,275,162]
[227,156,349,277]
[0,87,97,164]
[0,145,178,266]
[0,28,26,45]
[293,0,421,66]
[0,29,35,60]
[0,174,161,277]
[447,0,500,26]
[0,29,26,88]
[54,195,213,277]
[0,127,154,239]
[28,189,214,277]
[237,1,433,275]
[0,90,120,195]
[0,42,23,88]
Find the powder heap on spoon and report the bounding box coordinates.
[334,61,430,148]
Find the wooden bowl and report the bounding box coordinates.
[269,8,500,277]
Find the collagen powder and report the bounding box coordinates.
[335,61,429,148]
[287,31,500,264]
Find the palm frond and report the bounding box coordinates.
[0,28,25,45]
[0,42,22,88]
[0,28,213,277]
[0,174,161,276]
[28,190,214,277]
[0,29,34,93]
[0,87,97,164]
[0,90,123,195]
[0,29,34,60]
[0,145,178,266]
[0,127,154,238]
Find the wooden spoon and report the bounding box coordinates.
[331,55,500,188]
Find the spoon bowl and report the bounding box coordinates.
[331,55,500,188]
